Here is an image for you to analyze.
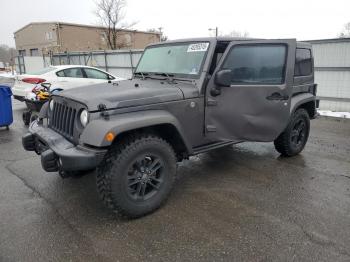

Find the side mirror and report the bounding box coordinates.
[214,69,231,87]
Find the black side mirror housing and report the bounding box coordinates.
[214,69,231,87]
[211,69,231,96]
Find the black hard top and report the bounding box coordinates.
[148,37,311,49]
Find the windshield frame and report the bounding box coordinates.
[134,41,211,80]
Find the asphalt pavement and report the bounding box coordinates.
[0,96,349,262]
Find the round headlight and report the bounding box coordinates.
[80,109,89,127]
[49,100,54,111]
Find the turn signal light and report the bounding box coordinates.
[105,132,115,142]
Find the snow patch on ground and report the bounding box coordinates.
[318,110,350,119]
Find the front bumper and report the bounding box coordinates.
[22,121,107,172]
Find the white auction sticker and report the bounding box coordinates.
[187,43,209,52]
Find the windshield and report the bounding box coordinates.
[135,42,209,78]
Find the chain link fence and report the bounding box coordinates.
[16,49,143,79]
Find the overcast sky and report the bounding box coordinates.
[0,0,349,47]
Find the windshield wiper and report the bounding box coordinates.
[154,72,179,83]
[134,71,149,80]
[171,77,194,83]
[155,73,195,83]
[134,72,167,81]
[135,72,194,83]
[154,72,175,78]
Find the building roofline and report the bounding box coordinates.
[302,37,350,44]
[14,21,161,35]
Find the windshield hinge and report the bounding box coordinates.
[206,125,217,132]
[206,98,218,106]
[98,103,109,118]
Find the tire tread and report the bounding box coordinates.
[274,108,310,157]
[96,133,176,218]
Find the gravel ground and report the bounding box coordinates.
[0,97,349,262]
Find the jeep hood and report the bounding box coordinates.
[55,79,198,111]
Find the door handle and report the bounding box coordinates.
[266,92,289,101]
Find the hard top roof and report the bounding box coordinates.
[148,37,311,48]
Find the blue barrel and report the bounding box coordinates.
[0,85,13,129]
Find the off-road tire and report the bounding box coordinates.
[96,134,176,218]
[274,108,310,157]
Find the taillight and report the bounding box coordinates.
[22,78,46,84]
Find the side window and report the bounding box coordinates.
[56,70,65,77]
[222,45,287,85]
[61,68,84,78]
[295,48,312,76]
[83,68,112,80]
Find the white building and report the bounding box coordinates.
[308,38,350,112]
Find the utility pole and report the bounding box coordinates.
[158,27,163,41]
[209,27,218,37]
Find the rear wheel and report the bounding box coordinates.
[96,134,176,218]
[274,108,310,157]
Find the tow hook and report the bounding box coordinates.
[59,170,75,178]
[41,149,59,172]
[59,170,89,179]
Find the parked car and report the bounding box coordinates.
[12,65,123,101]
[23,38,317,218]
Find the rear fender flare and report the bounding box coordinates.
[290,93,316,115]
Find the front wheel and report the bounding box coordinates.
[96,134,177,218]
[274,108,310,157]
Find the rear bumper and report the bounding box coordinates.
[22,121,107,172]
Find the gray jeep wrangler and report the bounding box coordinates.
[23,38,317,218]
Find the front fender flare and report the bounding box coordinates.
[80,110,192,151]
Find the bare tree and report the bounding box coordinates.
[338,22,350,38]
[0,45,16,66]
[223,30,250,38]
[95,0,136,49]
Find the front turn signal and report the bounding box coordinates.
[105,132,115,142]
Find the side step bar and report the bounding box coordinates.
[192,140,240,155]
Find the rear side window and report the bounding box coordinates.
[56,70,65,77]
[83,68,112,80]
[56,68,84,78]
[222,45,287,85]
[295,48,312,76]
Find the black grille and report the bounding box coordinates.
[50,101,77,139]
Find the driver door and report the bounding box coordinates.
[205,39,296,142]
